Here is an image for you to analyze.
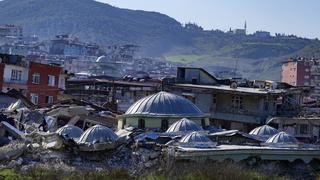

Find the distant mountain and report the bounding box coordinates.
[0,0,189,56]
[0,0,320,80]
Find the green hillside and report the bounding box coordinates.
[0,0,320,80]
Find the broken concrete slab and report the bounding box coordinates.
[1,121,25,139]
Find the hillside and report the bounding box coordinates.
[0,0,320,80]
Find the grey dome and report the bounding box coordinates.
[266,131,298,144]
[56,125,83,139]
[78,125,118,144]
[125,91,204,117]
[180,132,212,143]
[166,118,203,133]
[96,56,107,63]
[179,131,216,148]
[249,125,278,137]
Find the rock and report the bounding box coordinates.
[7,157,23,168]
[149,151,160,159]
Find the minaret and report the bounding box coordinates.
[244,20,247,34]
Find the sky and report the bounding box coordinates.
[96,0,320,39]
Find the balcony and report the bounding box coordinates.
[210,111,266,124]
[3,78,27,85]
[209,108,273,124]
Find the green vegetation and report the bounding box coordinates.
[0,161,302,180]
[165,55,206,64]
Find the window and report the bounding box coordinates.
[201,119,206,128]
[30,93,39,105]
[264,98,269,111]
[304,75,309,79]
[300,124,309,135]
[122,118,126,129]
[11,69,22,81]
[231,96,243,110]
[48,75,55,86]
[161,119,169,131]
[138,119,145,129]
[46,96,54,104]
[32,73,40,84]
[191,78,198,84]
[212,94,217,104]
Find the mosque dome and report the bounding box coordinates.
[125,91,204,117]
[179,131,216,148]
[56,125,83,139]
[96,56,107,63]
[179,131,212,143]
[265,131,298,144]
[78,125,118,144]
[249,125,278,138]
[166,118,203,133]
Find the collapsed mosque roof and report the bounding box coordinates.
[249,125,278,138]
[166,118,203,133]
[124,91,204,117]
[78,125,118,144]
[56,125,83,139]
[266,131,298,144]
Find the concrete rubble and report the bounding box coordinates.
[0,99,166,175]
[1,98,320,176]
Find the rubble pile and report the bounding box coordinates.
[1,97,320,178]
[0,99,167,175]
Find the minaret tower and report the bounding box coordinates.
[244,20,247,34]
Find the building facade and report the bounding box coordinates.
[166,67,289,132]
[282,58,320,98]
[0,53,65,107]
[0,25,23,37]
[27,62,63,106]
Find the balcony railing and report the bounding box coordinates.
[3,78,28,85]
[213,108,273,117]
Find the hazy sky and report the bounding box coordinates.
[96,0,320,39]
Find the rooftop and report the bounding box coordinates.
[174,84,284,95]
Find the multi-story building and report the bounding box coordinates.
[65,78,161,112]
[0,53,65,107]
[49,35,101,57]
[0,25,23,37]
[0,54,29,94]
[27,62,64,106]
[164,67,304,132]
[282,58,320,98]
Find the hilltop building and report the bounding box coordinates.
[229,21,247,35]
[254,31,271,38]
